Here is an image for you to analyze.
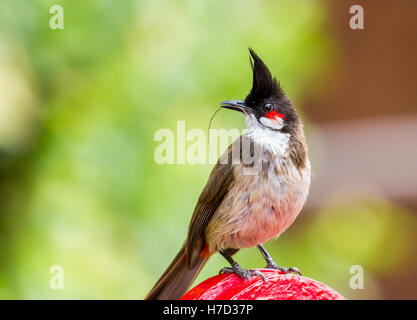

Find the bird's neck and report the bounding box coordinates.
[246,127,291,158]
[244,118,308,170]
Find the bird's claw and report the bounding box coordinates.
[219,265,266,282]
[265,263,302,276]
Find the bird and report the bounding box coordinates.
[145,48,311,300]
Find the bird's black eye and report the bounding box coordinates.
[262,103,274,112]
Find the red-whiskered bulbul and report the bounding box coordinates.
[146,49,311,300]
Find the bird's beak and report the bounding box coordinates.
[220,100,250,114]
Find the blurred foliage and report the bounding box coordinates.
[0,0,415,299]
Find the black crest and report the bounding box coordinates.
[244,48,284,107]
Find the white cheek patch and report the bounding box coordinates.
[259,116,284,130]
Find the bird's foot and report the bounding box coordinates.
[219,263,266,282]
[265,262,302,276]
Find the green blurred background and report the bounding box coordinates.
[0,0,416,299]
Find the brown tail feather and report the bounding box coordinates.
[145,244,208,300]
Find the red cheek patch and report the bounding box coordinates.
[265,110,286,123]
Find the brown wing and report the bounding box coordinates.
[185,137,241,268]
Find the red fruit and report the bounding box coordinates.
[181,269,345,300]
